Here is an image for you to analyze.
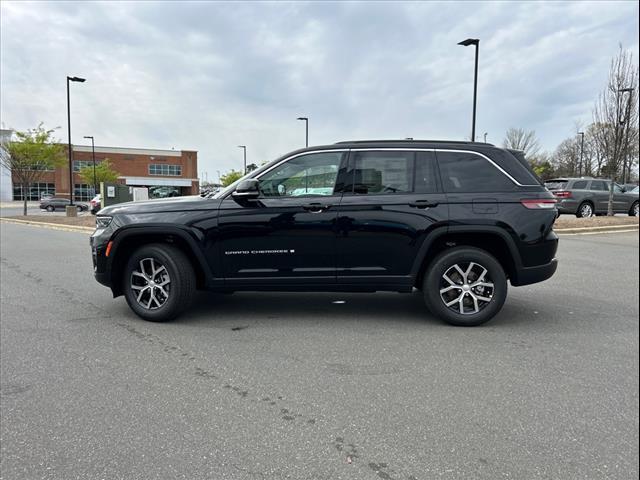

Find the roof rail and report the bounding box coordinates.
[334,139,494,146]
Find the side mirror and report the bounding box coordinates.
[232,179,260,199]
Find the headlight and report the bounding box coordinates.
[96,216,112,229]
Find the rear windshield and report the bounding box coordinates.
[545,180,568,190]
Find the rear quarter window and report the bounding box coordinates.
[437,151,516,193]
[571,180,588,189]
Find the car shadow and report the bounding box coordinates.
[178,290,442,328]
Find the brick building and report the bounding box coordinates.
[12,145,199,201]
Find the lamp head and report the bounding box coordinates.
[458,38,479,47]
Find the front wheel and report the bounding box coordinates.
[630,201,639,217]
[46,205,54,212]
[123,244,195,322]
[423,247,507,326]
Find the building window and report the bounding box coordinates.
[73,160,102,172]
[74,183,95,201]
[12,182,55,201]
[149,164,182,176]
[27,164,55,171]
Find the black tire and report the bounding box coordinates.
[630,201,639,217]
[576,202,594,218]
[46,205,54,212]
[76,205,82,212]
[423,247,507,326]
[123,244,195,322]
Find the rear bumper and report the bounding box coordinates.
[511,258,558,286]
[556,199,578,214]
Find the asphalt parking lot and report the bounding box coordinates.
[1,222,638,480]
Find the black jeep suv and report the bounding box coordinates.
[90,140,558,326]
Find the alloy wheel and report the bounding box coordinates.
[439,262,495,315]
[634,203,639,217]
[130,257,171,310]
[580,203,593,217]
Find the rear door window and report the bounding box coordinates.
[590,181,608,191]
[350,151,414,194]
[414,152,439,193]
[437,151,515,193]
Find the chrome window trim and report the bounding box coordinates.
[220,149,349,199]
[350,148,538,187]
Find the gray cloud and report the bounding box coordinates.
[1,0,638,178]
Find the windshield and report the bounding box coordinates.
[211,150,325,199]
[210,156,285,199]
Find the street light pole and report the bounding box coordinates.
[66,75,85,206]
[83,135,96,195]
[297,117,309,147]
[238,145,247,174]
[577,131,584,176]
[483,132,488,143]
[458,38,480,142]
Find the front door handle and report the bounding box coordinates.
[409,200,438,209]
[302,202,331,213]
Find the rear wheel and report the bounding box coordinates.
[576,202,594,218]
[423,247,507,326]
[46,205,54,212]
[123,244,195,322]
[630,201,639,217]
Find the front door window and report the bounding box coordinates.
[258,152,342,197]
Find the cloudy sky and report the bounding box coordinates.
[1,1,638,179]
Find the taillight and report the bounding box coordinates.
[553,191,572,198]
[521,199,557,209]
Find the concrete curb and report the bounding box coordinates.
[0,218,94,233]
[554,224,639,235]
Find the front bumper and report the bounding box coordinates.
[90,225,114,287]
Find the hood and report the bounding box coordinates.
[99,195,220,215]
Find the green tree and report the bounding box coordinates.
[532,160,555,180]
[0,123,66,215]
[78,159,120,191]
[220,169,243,187]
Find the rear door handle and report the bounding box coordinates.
[409,200,438,209]
[302,202,331,213]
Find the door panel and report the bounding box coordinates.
[335,150,448,284]
[218,196,340,284]
[217,150,348,286]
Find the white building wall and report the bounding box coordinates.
[0,129,13,202]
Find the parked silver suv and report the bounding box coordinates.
[545,178,639,217]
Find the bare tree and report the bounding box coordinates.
[552,137,579,177]
[503,128,541,160]
[592,46,639,215]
